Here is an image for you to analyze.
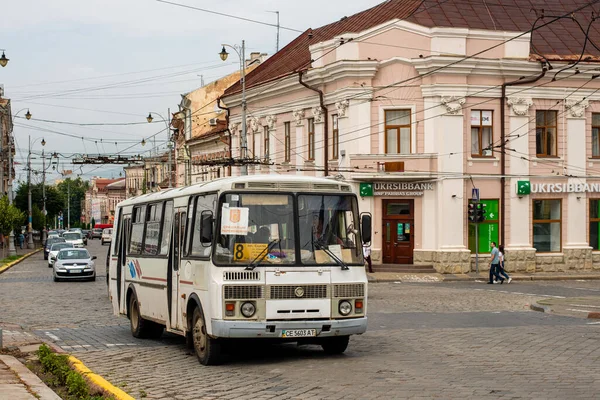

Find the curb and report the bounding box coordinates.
[0,248,43,274]
[68,355,135,400]
[0,354,61,400]
[369,275,600,283]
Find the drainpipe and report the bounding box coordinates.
[217,97,232,175]
[500,62,547,246]
[299,72,329,176]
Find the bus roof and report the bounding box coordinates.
[117,175,352,207]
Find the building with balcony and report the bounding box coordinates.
[220,0,600,273]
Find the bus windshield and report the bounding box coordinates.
[298,194,363,265]
[213,192,363,266]
[214,193,296,265]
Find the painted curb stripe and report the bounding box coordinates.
[0,248,43,274]
[68,355,135,400]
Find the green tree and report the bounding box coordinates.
[56,178,88,229]
[14,182,65,227]
[0,196,26,237]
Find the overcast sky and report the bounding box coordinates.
[1,0,382,184]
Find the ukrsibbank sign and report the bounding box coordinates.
[531,183,600,193]
[373,182,434,196]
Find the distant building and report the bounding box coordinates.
[84,177,125,225]
[0,91,14,196]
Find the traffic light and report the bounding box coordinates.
[476,203,487,223]
[468,202,477,222]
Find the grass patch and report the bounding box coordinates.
[29,344,113,400]
[1,254,23,264]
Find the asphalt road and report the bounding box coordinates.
[1,240,599,399]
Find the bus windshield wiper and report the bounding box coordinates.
[314,240,349,270]
[245,239,280,271]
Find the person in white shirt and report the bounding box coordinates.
[497,245,512,284]
[363,244,373,273]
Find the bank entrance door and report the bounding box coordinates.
[382,199,414,264]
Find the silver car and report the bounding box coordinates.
[53,248,97,282]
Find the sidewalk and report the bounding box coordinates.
[0,355,61,400]
[0,246,43,275]
[367,270,600,283]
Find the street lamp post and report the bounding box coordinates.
[27,136,45,249]
[219,41,247,176]
[146,111,173,188]
[8,109,31,255]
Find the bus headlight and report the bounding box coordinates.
[338,300,352,316]
[240,302,256,318]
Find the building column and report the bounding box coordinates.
[505,97,536,272]
[313,106,324,177]
[563,98,592,270]
[293,110,305,175]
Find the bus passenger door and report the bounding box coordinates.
[117,217,130,313]
[169,211,185,330]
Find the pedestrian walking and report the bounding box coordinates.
[497,245,512,283]
[363,244,373,273]
[488,241,504,284]
[18,233,24,249]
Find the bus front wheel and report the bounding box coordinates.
[320,335,350,355]
[129,294,163,339]
[192,307,221,365]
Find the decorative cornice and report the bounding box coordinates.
[265,115,277,130]
[565,98,589,118]
[440,95,465,115]
[292,109,305,126]
[312,106,324,124]
[507,97,533,116]
[247,116,260,133]
[228,122,239,134]
[336,99,350,118]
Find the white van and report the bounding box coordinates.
[101,228,113,245]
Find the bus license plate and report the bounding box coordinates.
[282,329,316,338]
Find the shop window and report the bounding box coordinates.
[307,118,315,161]
[532,199,561,252]
[590,199,600,250]
[593,113,600,158]
[470,110,493,157]
[332,114,339,159]
[284,122,291,162]
[468,199,499,254]
[536,110,557,157]
[385,110,411,154]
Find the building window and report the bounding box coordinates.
[284,122,291,162]
[468,199,499,254]
[533,199,561,252]
[536,110,557,157]
[263,126,270,160]
[385,110,410,154]
[470,110,493,157]
[307,118,315,161]
[251,130,256,159]
[332,114,339,159]
[590,199,600,250]
[593,114,600,158]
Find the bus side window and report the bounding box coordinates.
[159,201,174,255]
[129,205,145,254]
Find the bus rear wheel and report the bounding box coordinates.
[129,294,163,339]
[320,335,350,355]
[192,307,221,365]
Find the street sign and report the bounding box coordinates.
[471,188,480,202]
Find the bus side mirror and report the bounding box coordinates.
[360,213,372,244]
[200,211,214,244]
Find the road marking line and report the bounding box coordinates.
[44,332,60,341]
[566,308,593,313]
[568,304,600,309]
[574,287,600,292]
[587,321,600,325]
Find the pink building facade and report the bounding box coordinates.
[220,0,600,273]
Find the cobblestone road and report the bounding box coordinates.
[1,241,599,399]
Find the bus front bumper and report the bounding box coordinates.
[211,317,367,339]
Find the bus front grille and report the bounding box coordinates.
[269,285,328,299]
[224,285,264,299]
[333,283,365,298]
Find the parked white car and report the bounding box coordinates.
[53,248,97,282]
[101,228,113,245]
[48,242,73,268]
[63,231,85,248]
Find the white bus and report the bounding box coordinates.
[108,175,371,365]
